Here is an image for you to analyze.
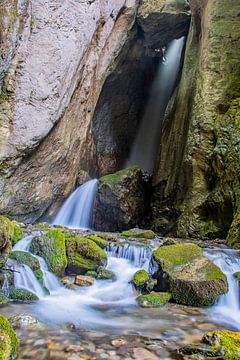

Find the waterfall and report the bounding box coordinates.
[13,264,46,298]
[128,36,185,173]
[206,248,240,329]
[107,243,152,269]
[53,179,98,229]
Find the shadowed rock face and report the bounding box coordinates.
[151,0,240,241]
[0,0,190,223]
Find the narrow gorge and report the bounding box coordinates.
[0,0,240,359]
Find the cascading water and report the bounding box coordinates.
[128,36,185,173]
[53,179,98,229]
[206,248,240,330]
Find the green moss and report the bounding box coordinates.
[153,243,203,271]
[146,279,157,292]
[12,225,24,245]
[0,216,14,268]
[0,315,19,359]
[87,235,108,249]
[205,262,227,282]
[69,254,99,273]
[234,272,240,281]
[122,229,155,239]
[203,330,240,359]
[9,288,39,302]
[86,271,98,278]
[0,292,8,305]
[137,292,171,308]
[100,166,140,188]
[131,270,150,288]
[163,237,177,246]
[30,230,67,277]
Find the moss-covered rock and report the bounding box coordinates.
[10,250,44,284]
[12,224,24,246]
[85,271,98,278]
[9,288,39,302]
[122,228,155,239]
[131,270,150,288]
[0,292,9,305]
[96,266,115,280]
[151,243,227,306]
[0,215,14,268]
[87,235,108,249]
[0,315,19,360]
[234,272,240,281]
[203,330,240,359]
[66,237,107,274]
[93,166,150,232]
[162,237,177,246]
[137,292,171,308]
[9,314,45,330]
[30,230,67,277]
[180,330,240,359]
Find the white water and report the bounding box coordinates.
[53,179,98,229]
[206,248,240,329]
[128,37,185,173]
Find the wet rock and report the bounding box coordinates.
[9,288,39,302]
[75,275,94,287]
[137,292,171,307]
[61,276,75,286]
[203,330,240,359]
[234,272,240,281]
[87,235,108,249]
[0,292,8,305]
[162,237,177,246]
[93,166,150,232]
[9,314,45,330]
[10,250,44,284]
[66,237,107,275]
[132,347,159,360]
[151,243,228,306]
[0,314,19,360]
[130,270,150,290]
[30,230,67,277]
[96,267,115,280]
[122,228,156,239]
[0,215,14,268]
[111,339,127,348]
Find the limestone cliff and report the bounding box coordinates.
[152,0,240,243]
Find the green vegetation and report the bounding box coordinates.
[137,292,171,308]
[0,215,14,267]
[0,315,19,360]
[88,235,108,249]
[100,166,139,188]
[9,288,39,302]
[0,292,8,305]
[122,229,155,239]
[12,224,24,245]
[203,330,240,359]
[131,270,150,288]
[30,230,67,277]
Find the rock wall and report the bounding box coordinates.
[0,0,138,222]
[152,0,240,242]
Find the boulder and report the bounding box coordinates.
[122,228,156,239]
[137,292,171,308]
[0,216,14,268]
[93,166,150,232]
[131,270,150,290]
[10,251,43,284]
[75,275,94,287]
[151,243,228,306]
[179,330,240,359]
[0,315,19,360]
[9,289,39,302]
[9,314,45,330]
[30,230,67,277]
[96,266,115,280]
[66,237,107,275]
[12,223,24,246]
[87,235,108,249]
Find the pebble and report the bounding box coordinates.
[64,345,84,353]
[132,347,159,360]
[111,339,127,347]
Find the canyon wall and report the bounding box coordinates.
[152,0,240,244]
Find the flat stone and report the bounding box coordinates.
[132,347,159,360]
[75,275,94,287]
[111,339,127,347]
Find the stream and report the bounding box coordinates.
[1,234,240,359]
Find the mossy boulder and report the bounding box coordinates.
[180,330,240,359]
[122,228,155,239]
[137,292,171,308]
[30,230,67,277]
[203,330,240,359]
[151,243,227,306]
[0,215,14,268]
[0,292,9,305]
[10,251,44,284]
[12,224,24,246]
[66,237,107,274]
[0,315,19,360]
[87,235,108,249]
[93,166,150,232]
[9,288,39,302]
[162,237,177,246]
[131,270,150,289]
[96,266,115,280]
